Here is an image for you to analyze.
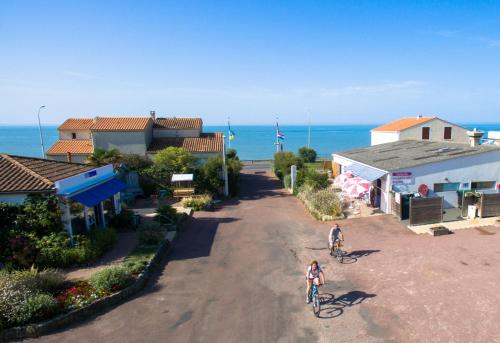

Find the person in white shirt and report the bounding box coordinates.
[329,223,345,256]
[305,260,325,304]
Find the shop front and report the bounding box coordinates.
[55,165,126,237]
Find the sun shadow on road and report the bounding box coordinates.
[341,249,381,264]
[317,290,377,319]
[238,171,287,200]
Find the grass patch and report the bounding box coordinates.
[122,245,159,275]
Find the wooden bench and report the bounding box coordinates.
[173,188,195,198]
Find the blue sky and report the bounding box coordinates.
[0,0,499,125]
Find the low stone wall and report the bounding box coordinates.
[1,216,189,342]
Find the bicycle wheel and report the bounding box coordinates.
[336,249,344,264]
[312,295,320,317]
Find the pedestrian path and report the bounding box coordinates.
[408,216,500,235]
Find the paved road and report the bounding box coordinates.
[31,169,384,343]
[33,169,500,342]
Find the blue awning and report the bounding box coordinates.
[71,178,126,207]
[346,163,387,182]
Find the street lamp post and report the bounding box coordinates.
[37,105,46,158]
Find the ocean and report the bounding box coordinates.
[1,124,500,161]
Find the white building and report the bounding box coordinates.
[0,154,125,237]
[371,116,469,146]
[333,140,500,215]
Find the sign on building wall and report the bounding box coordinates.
[392,171,414,185]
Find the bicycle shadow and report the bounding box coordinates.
[317,290,377,319]
[341,249,381,264]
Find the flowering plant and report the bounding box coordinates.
[55,282,108,310]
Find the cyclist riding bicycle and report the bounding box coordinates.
[329,223,344,256]
[305,260,325,304]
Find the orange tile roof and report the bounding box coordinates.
[0,154,94,193]
[91,117,152,131]
[46,140,93,155]
[148,133,223,153]
[58,118,95,130]
[372,117,435,132]
[154,118,203,129]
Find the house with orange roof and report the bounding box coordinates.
[371,116,469,146]
[47,112,223,163]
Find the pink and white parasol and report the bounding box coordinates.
[333,171,353,187]
[342,176,371,198]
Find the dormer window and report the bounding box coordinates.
[71,133,77,139]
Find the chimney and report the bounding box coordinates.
[466,128,484,147]
[150,111,156,121]
[66,152,72,163]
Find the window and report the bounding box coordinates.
[444,127,452,140]
[71,132,77,139]
[471,181,495,190]
[434,182,460,192]
[422,127,430,140]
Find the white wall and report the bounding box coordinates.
[391,150,500,208]
[92,131,148,155]
[371,131,400,146]
[401,119,468,143]
[0,193,29,204]
[59,130,91,140]
[153,128,201,138]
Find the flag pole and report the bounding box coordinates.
[227,117,231,149]
[276,116,279,152]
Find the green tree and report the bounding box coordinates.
[87,148,123,170]
[196,156,224,195]
[273,152,302,180]
[16,195,63,237]
[153,147,195,174]
[298,147,317,163]
[121,154,153,172]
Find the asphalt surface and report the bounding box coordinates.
[28,169,500,343]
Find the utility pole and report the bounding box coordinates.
[37,105,46,158]
[222,134,229,196]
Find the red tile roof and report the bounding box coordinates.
[154,118,203,129]
[148,133,223,153]
[372,117,435,132]
[0,154,94,193]
[58,118,95,130]
[46,140,93,155]
[91,117,152,131]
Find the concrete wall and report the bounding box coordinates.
[153,128,201,138]
[48,154,88,163]
[371,131,400,146]
[401,119,468,143]
[144,121,154,146]
[59,130,91,140]
[391,149,500,208]
[0,193,29,204]
[92,131,148,155]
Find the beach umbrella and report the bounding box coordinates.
[333,171,353,187]
[342,176,371,197]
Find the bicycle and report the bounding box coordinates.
[310,282,321,317]
[330,240,344,264]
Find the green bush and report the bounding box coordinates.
[309,189,343,217]
[298,147,317,163]
[17,293,58,325]
[89,266,133,292]
[182,195,212,211]
[123,245,158,275]
[155,204,178,224]
[108,208,134,230]
[137,221,166,246]
[296,167,329,191]
[88,228,117,257]
[11,267,65,294]
[273,152,301,180]
[121,154,153,172]
[196,156,223,194]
